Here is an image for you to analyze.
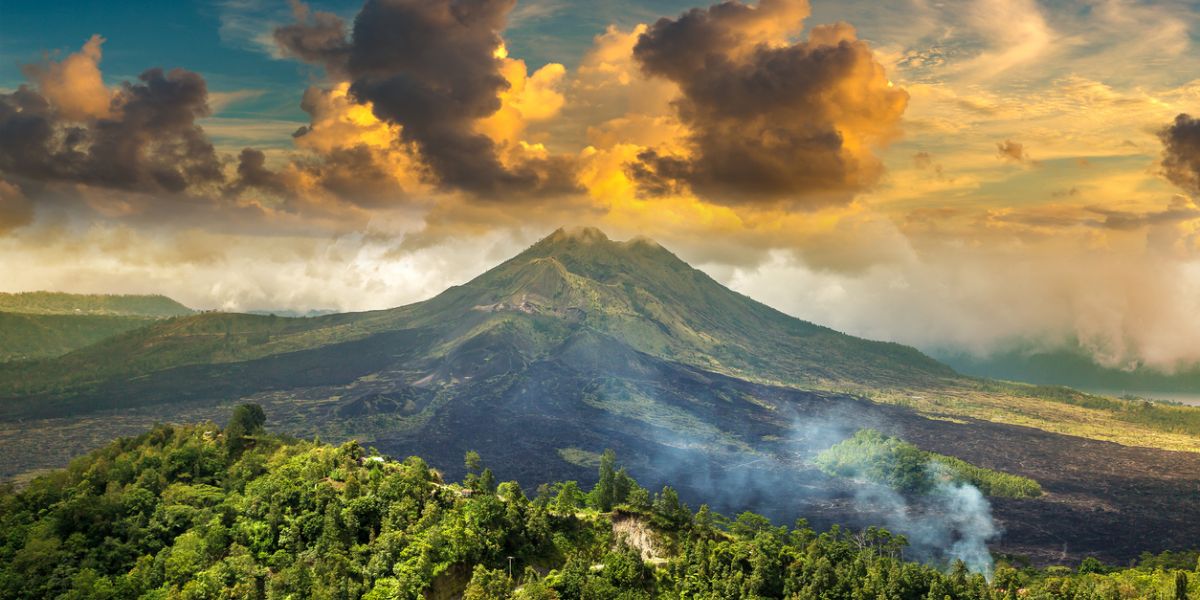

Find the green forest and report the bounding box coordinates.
[0,407,1195,600]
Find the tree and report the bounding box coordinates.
[591,449,617,511]
[1176,571,1189,600]
[554,482,583,514]
[465,451,483,472]
[463,565,512,600]
[652,486,690,528]
[479,468,497,494]
[465,450,483,490]
[625,486,650,512]
[1079,556,1104,574]
[225,404,265,457]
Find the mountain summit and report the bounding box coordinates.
[400,226,953,389]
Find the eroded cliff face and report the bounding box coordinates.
[611,511,667,564]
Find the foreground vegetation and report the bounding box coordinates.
[1,407,1197,600]
[815,429,1043,499]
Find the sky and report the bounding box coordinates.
[1,0,1200,373]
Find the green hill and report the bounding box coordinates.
[0,312,157,362]
[1,415,1194,599]
[0,292,194,362]
[0,292,193,317]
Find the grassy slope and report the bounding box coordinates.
[0,312,157,361]
[0,291,193,316]
[0,292,195,362]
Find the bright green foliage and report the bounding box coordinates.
[816,429,1043,498]
[464,564,513,600]
[0,417,1194,600]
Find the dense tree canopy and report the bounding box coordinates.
[0,410,1195,599]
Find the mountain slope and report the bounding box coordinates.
[0,312,157,362]
[0,227,953,405]
[0,292,194,362]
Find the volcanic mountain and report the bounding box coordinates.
[0,226,955,416]
[5,227,1200,563]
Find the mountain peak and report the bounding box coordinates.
[533,226,666,256]
[547,225,609,241]
[541,226,610,245]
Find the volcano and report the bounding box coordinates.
[5,227,1200,564]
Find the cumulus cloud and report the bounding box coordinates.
[626,0,908,208]
[21,34,114,121]
[274,0,580,199]
[273,0,351,76]
[1160,114,1200,196]
[0,51,223,196]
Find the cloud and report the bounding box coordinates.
[721,210,1200,373]
[1159,114,1200,197]
[954,0,1052,80]
[0,64,223,195]
[228,148,285,197]
[274,0,581,199]
[21,34,113,121]
[206,89,266,113]
[1085,197,1200,231]
[272,0,350,75]
[626,0,908,208]
[996,139,1035,165]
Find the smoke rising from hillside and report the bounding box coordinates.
[620,394,999,575]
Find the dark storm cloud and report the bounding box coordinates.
[273,0,351,77]
[228,148,286,196]
[301,146,410,207]
[275,0,580,199]
[0,68,223,195]
[627,0,908,208]
[1159,113,1200,196]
